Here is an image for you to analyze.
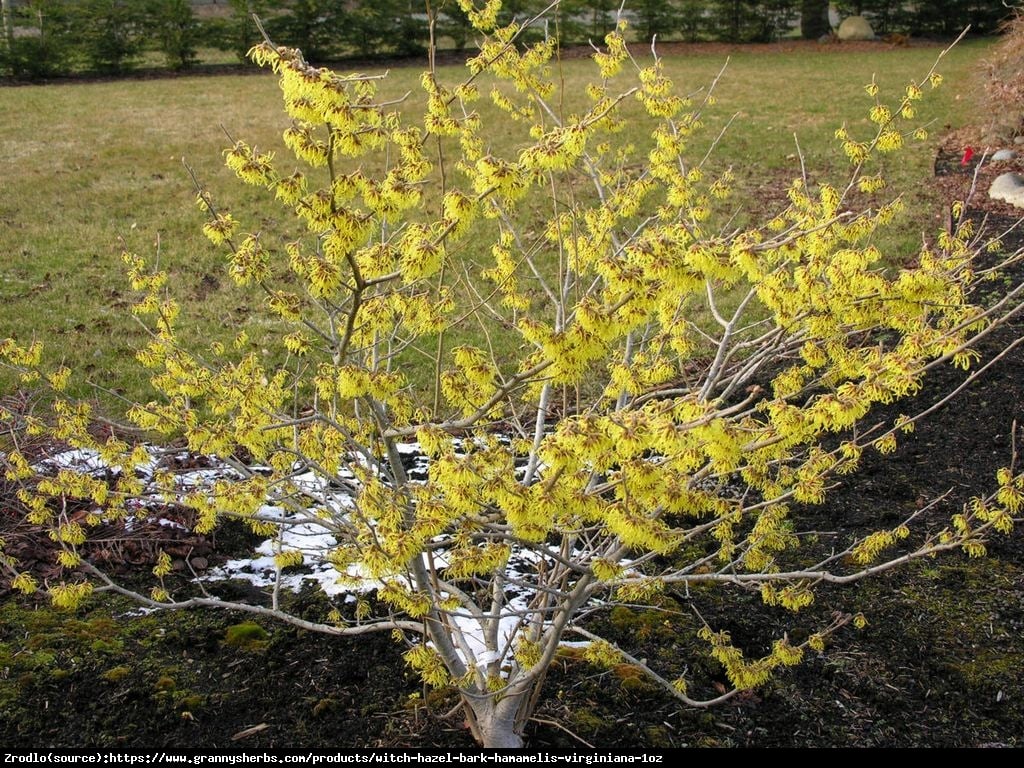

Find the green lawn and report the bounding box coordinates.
[0,39,994,410]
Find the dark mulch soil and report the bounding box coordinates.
[3,140,1024,749]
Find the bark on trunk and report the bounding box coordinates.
[464,693,526,748]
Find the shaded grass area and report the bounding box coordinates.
[0,40,993,410]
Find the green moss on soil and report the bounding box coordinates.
[223,622,270,651]
[101,666,131,683]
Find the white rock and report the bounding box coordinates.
[837,16,875,41]
[989,173,1024,208]
[992,149,1017,162]
[1015,135,1024,146]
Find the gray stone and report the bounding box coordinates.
[1015,135,1024,146]
[992,149,1017,162]
[837,16,875,41]
[989,173,1024,208]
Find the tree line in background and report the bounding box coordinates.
[0,0,1015,79]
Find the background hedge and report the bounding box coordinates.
[0,0,1017,79]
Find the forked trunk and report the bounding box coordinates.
[463,692,526,748]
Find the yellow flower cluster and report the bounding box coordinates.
[404,644,450,688]
[698,625,805,691]
[441,346,501,418]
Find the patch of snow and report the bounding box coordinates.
[29,436,609,673]
[37,448,107,474]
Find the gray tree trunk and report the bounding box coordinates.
[464,692,527,748]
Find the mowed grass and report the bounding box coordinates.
[0,39,993,412]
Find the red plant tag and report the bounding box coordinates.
[961,146,975,166]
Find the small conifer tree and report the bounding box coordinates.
[3,1,1023,748]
